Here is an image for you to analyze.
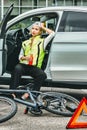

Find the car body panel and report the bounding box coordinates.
[50,32,87,82]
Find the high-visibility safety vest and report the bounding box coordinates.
[20,35,45,68]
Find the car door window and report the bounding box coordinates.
[9,13,58,31]
[58,11,87,32]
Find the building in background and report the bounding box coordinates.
[0,0,87,20]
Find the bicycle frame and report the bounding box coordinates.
[0,87,43,109]
[0,86,80,117]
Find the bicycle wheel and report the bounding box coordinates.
[0,96,17,123]
[38,92,79,116]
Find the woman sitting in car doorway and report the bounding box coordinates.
[10,22,55,99]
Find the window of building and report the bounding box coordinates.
[4,0,19,15]
[83,0,87,6]
[37,0,47,7]
[58,11,87,32]
[1,0,87,21]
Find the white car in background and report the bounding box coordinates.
[0,4,87,89]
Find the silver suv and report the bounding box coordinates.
[0,4,87,88]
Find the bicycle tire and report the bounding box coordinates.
[0,96,17,123]
[38,92,79,116]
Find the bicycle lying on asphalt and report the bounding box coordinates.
[0,83,80,123]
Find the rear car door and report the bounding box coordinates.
[0,4,13,75]
[50,11,87,82]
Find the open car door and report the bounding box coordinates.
[0,4,13,75]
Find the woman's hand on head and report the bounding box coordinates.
[40,23,45,29]
[41,22,54,34]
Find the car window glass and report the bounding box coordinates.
[9,13,58,31]
[58,11,87,32]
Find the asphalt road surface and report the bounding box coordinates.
[0,86,87,130]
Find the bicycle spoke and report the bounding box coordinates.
[38,92,79,116]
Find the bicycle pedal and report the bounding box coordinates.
[66,104,77,112]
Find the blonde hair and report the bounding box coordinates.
[33,22,41,27]
[32,22,43,34]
